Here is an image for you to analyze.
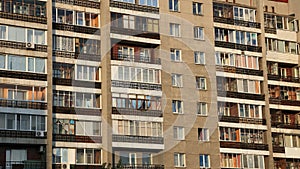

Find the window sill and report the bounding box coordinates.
[193,13,204,16]
[173,112,184,115]
[194,38,205,41]
[169,10,180,13]
[195,63,205,65]
[197,114,208,117]
[197,88,207,91]
[172,86,183,88]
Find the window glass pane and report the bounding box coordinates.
[7,114,15,129]
[35,30,45,45]
[8,55,26,71]
[76,149,84,163]
[28,58,34,72]
[0,26,7,40]
[20,115,30,130]
[0,55,5,69]
[0,114,5,129]
[35,58,45,73]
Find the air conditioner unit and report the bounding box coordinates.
[35,131,45,137]
[61,164,69,169]
[26,42,35,49]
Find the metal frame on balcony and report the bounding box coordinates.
[53,0,100,8]
[3,161,46,169]
[112,135,163,144]
[53,106,102,116]
[273,145,285,153]
[53,51,101,62]
[53,23,100,35]
[0,130,47,139]
[219,116,266,125]
[111,27,160,40]
[220,141,268,151]
[215,41,262,52]
[112,107,162,117]
[269,98,300,106]
[112,54,161,65]
[268,74,300,83]
[265,27,277,34]
[112,81,162,91]
[216,65,263,76]
[53,78,101,88]
[53,134,102,143]
[120,164,164,169]
[110,1,159,14]
[0,40,47,52]
[0,70,47,81]
[217,91,265,101]
[0,99,47,110]
[271,121,300,129]
[0,11,47,24]
[213,16,261,29]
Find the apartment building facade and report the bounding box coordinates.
[0,0,299,169]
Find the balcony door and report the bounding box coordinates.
[6,149,27,169]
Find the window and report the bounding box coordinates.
[123,15,135,29]
[194,27,204,40]
[140,49,151,62]
[198,128,209,141]
[197,102,207,115]
[53,35,74,52]
[169,0,179,12]
[221,153,242,168]
[76,65,99,81]
[115,0,135,3]
[6,149,27,165]
[196,77,206,90]
[139,0,158,7]
[76,121,101,136]
[53,148,68,163]
[174,153,185,167]
[170,49,181,61]
[170,23,180,37]
[76,149,101,164]
[193,2,202,15]
[172,74,182,87]
[194,51,205,64]
[199,155,210,168]
[172,100,183,114]
[173,126,184,140]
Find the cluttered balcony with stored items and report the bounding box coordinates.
[269,85,300,106]
[271,109,300,129]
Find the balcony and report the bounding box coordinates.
[112,81,161,91]
[53,106,101,116]
[0,11,47,24]
[219,116,266,125]
[53,134,102,143]
[215,41,262,52]
[112,107,162,117]
[213,16,261,29]
[217,91,265,101]
[268,74,300,83]
[0,70,47,81]
[112,135,163,144]
[220,141,268,151]
[53,51,101,62]
[216,65,263,76]
[271,121,300,129]
[3,161,45,169]
[269,98,300,106]
[111,27,160,40]
[0,130,46,139]
[110,1,159,14]
[112,54,161,65]
[53,0,100,8]
[273,145,285,153]
[68,165,105,169]
[120,165,164,169]
[53,78,101,88]
[265,27,277,34]
[0,40,47,52]
[0,99,47,110]
[53,23,100,35]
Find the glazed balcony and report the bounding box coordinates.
[53,0,100,8]
[112,81,161,91]
[213,16,261,29]
[0,99,47,110]
[110,1,159,14]
[53,134,102,143]
[220,141,268,151]
[216,65,263,76]
[112,107,162,117]
[112,135,163,144]
[217,91,265,101]
[111,26,160,40]
[219,116,266,125]
[0,70,47,81]
[0,130,46,139]
[53,78,101,89]
[215,41,262,52]
[53,106,101,116]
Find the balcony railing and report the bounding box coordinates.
[273,145,285,153]
[0,130,46,139]
[0,99,47,110]
[53,23,100,35]
[215,41,262,52]
[213,16,261,29]
[216,65,263,76]
[0,70,47,81]
[268,74,300,83]
[217,91,265,101]
[3,161,46,169]
[53,106,101,116]
[0,40,47,52]
[271,121,300,129]
[111,27,160,40]
[219,116,266,125]
[53,134,102,143]
[53,51,101,62]
[53,78,101,88]
[112,107,162,117]
[112,135,163,144]
[120,165,164,169]
[112,54,161,65]
[269,98,300,106]
[110,1,159,13]
[0,11,47,24]
[112,81,162,91]
[53,0,100,8]
[69,164,105,169]
[220,141,268,151]
[265,27,277,34]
